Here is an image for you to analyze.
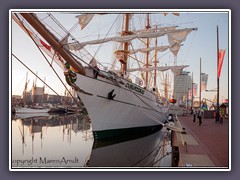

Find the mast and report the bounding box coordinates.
[216,25,220,123]
[41,77,46,107]
[145,14,151,88]
[122,14,130,76]
[199,58,202,107]
[164,73,168,99]
[192,72,194,108]
[154,27,157,88]
[33,71,37,108]
[23,72,28,107]
[20,13,86,75]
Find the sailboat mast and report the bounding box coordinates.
[145,14,150,88]
[216,25,220,122]
[20,13,86,75]
[154,28,157,88]
[41,77,46,107]
[31,72,37,108]
[164,73,168,99]
[121,14,130,76]
[23,72,28,107]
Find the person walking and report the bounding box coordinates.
[220,108,225,124]
[193,110,196,123]
[190,106,193,114]
[198,109,203,126]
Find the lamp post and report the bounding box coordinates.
[192,72,194,108]
[199,58,202,108]
[216,25,220,123]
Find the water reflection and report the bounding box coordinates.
[87,130,171,167]
[12,114,93,168]
[11,114,171,168]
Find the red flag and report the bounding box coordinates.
[218,49,226,78]
[40,39,51,51]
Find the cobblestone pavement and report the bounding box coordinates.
[177,114,229,168]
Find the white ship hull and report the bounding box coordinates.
[75,72,168,139]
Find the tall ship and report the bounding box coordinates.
[12,11,197,139]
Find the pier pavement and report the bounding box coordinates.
[172,114,229,168]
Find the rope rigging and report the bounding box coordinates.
[12,53,81,107]
[12,54,61,98]
[13,14,80,106]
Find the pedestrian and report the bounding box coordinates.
[193,109,196,123]
[190,106,193,114]
[198,109,203,126]
[220,108,225,124]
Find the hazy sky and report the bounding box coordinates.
[11,9,230,103]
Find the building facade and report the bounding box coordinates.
[173,71,192,107]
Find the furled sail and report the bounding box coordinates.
[167,28,197,47]
[128,45,169,54]
[76,14,94,30]
[132,26,177,35]
[68,30,168,51]
[125,65,189,73]
[68,27,197,52]
[169,43,183,56]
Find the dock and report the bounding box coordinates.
[171,113,229,168]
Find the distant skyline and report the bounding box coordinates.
[10,9,230,103]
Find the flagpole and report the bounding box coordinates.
[216,25,220,123]
[192,72,194,108]
[199,57,202,108]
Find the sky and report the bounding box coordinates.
[10,9,230,103]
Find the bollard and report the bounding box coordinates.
[171,146,179,167]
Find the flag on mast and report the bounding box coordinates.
[218,49,226,78]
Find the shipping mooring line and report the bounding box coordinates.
[163,123,183,133]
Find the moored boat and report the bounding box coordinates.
[15,107,50,114]
[12,11,197,139]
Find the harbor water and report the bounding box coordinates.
[11,114,172,168]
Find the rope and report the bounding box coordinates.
[92,14,120,68]
[12,54,62,98]
[129,42,145,81]
[131,134,163,167]
[16,15,79,106]
[147,132,171,166]
[131,130,171,167]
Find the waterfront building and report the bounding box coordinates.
[173,71,192,108]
